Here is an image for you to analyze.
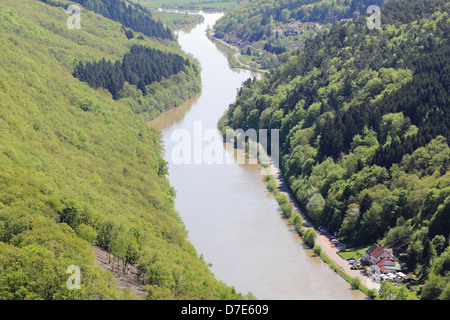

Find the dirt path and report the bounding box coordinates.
[208,30,269,74]
[93,246,147,299]
[268,161,380,292]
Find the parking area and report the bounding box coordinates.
[318,226,347,253]
[316,226,380,291]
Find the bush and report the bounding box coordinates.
[77,224,98,244]
[313,244,322,256]
[280,202,293,218]
[289,214,303,233]
[266,180,277,192]
[350,276,361,290]
[367,288,378,299]
[303,228,317,248]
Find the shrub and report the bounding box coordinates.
[313,244,322,256]
[303,228,317,248]
[289,214,303,233]
[350,276,361,290]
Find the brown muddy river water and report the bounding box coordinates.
[149,12,365,300]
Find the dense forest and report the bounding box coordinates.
[213,0,388,71]
[73,45,191,99]
[39,0,173,39]
[220,0,450,299]
[0,0,241,300]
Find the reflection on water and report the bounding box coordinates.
[148,92,201,131]
[149,12,365,300]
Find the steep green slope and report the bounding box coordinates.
[39,0,174,40]
[37,0,201,121]
[0,0,239,300]
[220,0,450,299]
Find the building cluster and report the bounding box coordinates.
[273,22,320,37]
[362,244,408,282]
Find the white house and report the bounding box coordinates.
[374,257,401,274]
[362,243,395,266]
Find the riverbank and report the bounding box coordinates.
[155,11,364,299]
[265,160,379,296]
[206,29,269,75]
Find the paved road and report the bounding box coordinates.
[268,161,380,292]
[208,31,269,74]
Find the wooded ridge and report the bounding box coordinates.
[219,0,450,300]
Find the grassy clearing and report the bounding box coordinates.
[337,245,371,260]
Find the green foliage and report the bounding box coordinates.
[302,228,317,248]
[221,0,450,299]
[76,224,98,244]
[313,244,321,256]
[0,0,237,300]
[214,0,385,43]
[289,213,303,234]
[152,11,204,31]
[73,45,191,100]
[350,276,361,290]
[379,281,419,300]
[366,288,377,299]
[55,0,174,39]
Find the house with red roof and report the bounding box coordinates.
[362,243,395,266]
[364,243,402,275]
[375,257,401,274]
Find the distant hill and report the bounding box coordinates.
[40,0,174,39]
[134,0,241,11]
[214,0,386,42]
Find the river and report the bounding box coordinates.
[149,12,365,300]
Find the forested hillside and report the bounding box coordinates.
[213,0,387,70]
[40,0,173,39]
[73,44,191,99]
[214,0,385,42]
[220,0,450,299]
[0,0,240,300]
